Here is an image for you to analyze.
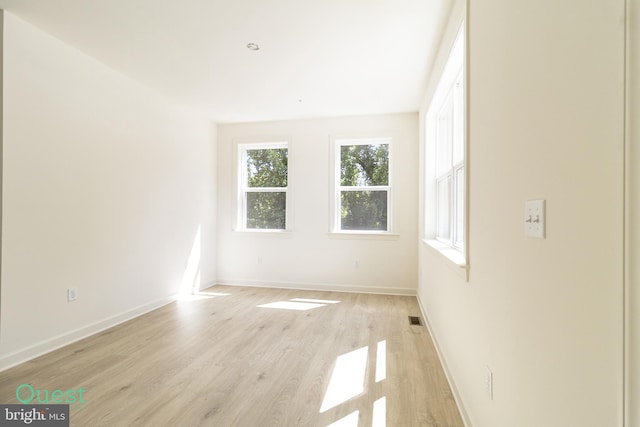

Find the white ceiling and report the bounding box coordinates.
[0,0,451,123]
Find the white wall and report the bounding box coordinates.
[628,0,639,424]
[0,14,216,370]
[217,114,418,294]
[419,0,625,426]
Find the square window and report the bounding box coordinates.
[340,190,388,231]
[340,144,389,186]
[246,148,288,188]
[246,192,287,230]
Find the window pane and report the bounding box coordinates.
[436,176,450,240]
[454,167,464,247]
[340,144,389,186]
[246,192,286,229]
[452,73,465,165]
[246,148,288,188]
[340,190,388,231]
[436,93,453,177]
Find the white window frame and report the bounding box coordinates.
[424,23,467,269]
[435,68,465,250]
[331,137,392,234]
[237,141,290,232]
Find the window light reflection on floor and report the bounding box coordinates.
[320,346,368,412]
[372,397,386,427]
[257,298,341,311]
[375,340,386,382]
[257,301,325,311]
[325,410,359,427]
[291,298,341,304]
[199,291,232,297]
[177,291,231,302]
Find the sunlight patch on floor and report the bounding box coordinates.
[291,298,341,304]
[176,291,230,302]
[320,346,368,412]
[372,396,386,427]
[326,410,359,427]
[199,291,232,296]
[258,301,325,311]
[258,298,341,311]
[375,340,386,382]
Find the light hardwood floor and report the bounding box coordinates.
[0,286,464,426]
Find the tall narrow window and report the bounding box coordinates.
[238,142,288,230]
[334,138,391,232]
[425,23,466,265]
[435,69,465,249]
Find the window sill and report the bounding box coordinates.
[233,230,293,238]
[328,231,400,241]
[423,239,469,280]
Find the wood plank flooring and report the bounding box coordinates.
[0,286,464,426]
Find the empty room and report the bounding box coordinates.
[0,0,638,426]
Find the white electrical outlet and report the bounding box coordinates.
[525,199,545,238]
[354,259,360,268]
[485,367,493,400]
[67,288,77,302]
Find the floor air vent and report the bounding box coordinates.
[408,316,422,326]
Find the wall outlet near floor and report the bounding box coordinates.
[67,288,77,302]
[485,366,493,400]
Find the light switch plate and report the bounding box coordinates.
[525,199,545,238]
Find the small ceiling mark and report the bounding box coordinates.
[246,43,260,51]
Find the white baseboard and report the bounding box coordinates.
[215,278,416,296]
[416,293,472,427]
[0,295,176,373]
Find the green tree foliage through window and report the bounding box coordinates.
[246,192,286,229]
[242,146,288,230]
[339,143,389,231]
[247,148,288,188]
[340,144,389,186]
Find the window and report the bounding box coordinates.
[425,23,466,265]
[435,69,465,249]
[237,142,288,231]
[333,138,391,232]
